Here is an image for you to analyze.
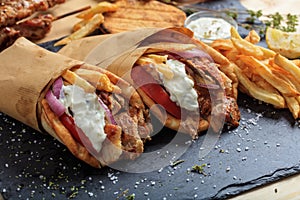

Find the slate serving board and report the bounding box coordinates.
[1,0,300,199]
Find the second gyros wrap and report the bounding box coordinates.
[0,37,152,168]
[59,28,240,138]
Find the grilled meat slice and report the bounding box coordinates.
[184,56,240,128]
[0,0,65,27]
[0,26,20,51]
[0,14,54,51]
[14,14,54,40]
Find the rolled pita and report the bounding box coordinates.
[0,37,152,168]
[59,28,240,138]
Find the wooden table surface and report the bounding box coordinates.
[229,173,300,199]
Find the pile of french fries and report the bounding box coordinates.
[54,2,118,46]
[211,27,300,119]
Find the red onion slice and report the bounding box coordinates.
[172,48,213,62]
[52,77,63,98]
[98,97,117,125]
[196,82,220,90]
[45,90,65,117]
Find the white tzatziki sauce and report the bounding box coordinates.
[159,59,199,111]
[59,85,106,153]
[186,17,232,40]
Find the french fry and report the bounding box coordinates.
[274,54,300,80]
[194,39,231,66]
[223,48,239,62]
[54,14,104,46]
[230,26,242,40]
[211,39,233,51]
[231,27,275,59]
[244,30,260,44]
[238,55,300,97]
[270,59,300,92]
[259,46,276,58]
[231,38,264,59]
[283,95,300,119]
[292,59,300,68]
[62,70,95,93]
[72,68,121,93]
[213,27,300,119]
[76,2,118,20]
[72,18,90,32]
[234,65,285,108]
[297,96,300,118]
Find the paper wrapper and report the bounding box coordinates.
[59,27,237,99]
[0,37,83,131]
[59,28,195,80]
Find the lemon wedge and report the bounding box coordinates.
[266,27,300,59]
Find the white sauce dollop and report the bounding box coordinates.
[160,59,199,111]
[186,17,232,41]
[60,85,106,153]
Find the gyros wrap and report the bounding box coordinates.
[0,37,152,168]
[59,28,240,138]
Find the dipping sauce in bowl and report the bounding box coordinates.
[185,11,238,44]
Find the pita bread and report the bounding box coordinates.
[40,65,152,168]
[41,99,102,168]
[136,88,209,139]
[101,0,186,33]
[131,47,240,136]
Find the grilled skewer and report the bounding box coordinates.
[0,14,54,51]
[0,5,91,51]
[0,0,65,27]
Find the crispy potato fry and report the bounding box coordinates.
[72,18,90,32]
[73,68,121,93]
[230,26,242,40]
[223,48,239,62]
[297,96,300,118]
[62,70,95,93]
[283,95,300,119]
[231,27,275,59]
[274,54,300,80]
[211,39,233,51]
[76,2,118,19]
[270,60,300,92]
[234,65,285,108]
[245,30,260,44]
[259,46,276,58]
[292,59,300,68]
[212,27,300,118]
[238,55,299,97]
[54,14,104,46]
[231,38,264,59]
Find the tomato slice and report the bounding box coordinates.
[59,113,96,153]
[131,66,181,119]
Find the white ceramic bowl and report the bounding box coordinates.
[184,11,238,44]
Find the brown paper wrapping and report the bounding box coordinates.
[59,28,196,81]
[59,28,238,100]
[0,37,83,131]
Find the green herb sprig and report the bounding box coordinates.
[183,6,299,35]
[191,164,207,175]
[232,9,298,35]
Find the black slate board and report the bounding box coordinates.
[1,0,300,199]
